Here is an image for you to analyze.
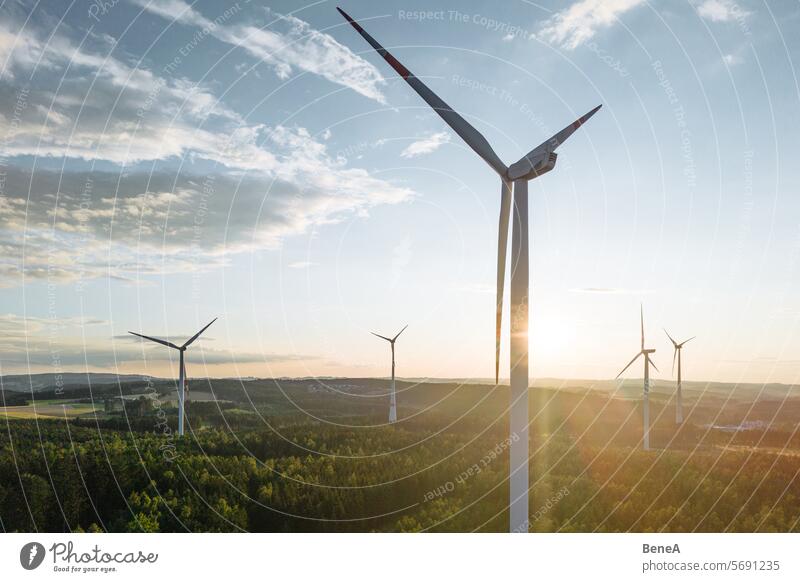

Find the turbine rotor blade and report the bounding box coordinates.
[495,178,512,384]
[182,317,217,348]
[128,331,180,350]
[371,332,392,342]
[337,8,507,177]
[616,352,642,379]
[664,328,678,347]
[507,105,601,180]
[679,336,696,347]
[640,304,645,350]
[672,347,677,377]
[648,355,659,373]
[392,324,408,342]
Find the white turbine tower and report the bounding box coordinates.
[129,318,217,436]
[338,7,601,533]
[372,325,407,423]
[664,330,694,424]
[617,306,658,451]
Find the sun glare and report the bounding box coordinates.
[531,315,576,362]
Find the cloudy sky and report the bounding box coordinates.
[1,0,799,384]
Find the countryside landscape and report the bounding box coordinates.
[2,373,799,532]
[1,0,799,548]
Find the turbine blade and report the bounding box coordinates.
[392,324,408,342]
[128,331,179,350]
[640,304,644,350]
[371,332,392,342]
[664,328,678,347]
[182,317,217,348]
[507,104,601,180]
[337,8,507,177]
[648,355,659,373]
[495,178,512,384]
[616,352,642,379]
[680,336,696,347]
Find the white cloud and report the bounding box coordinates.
[458,283,494,295]
[132,0,386,103]
[0,314,305,370]
[537,0,645,50]
[0,21,247,166]
[0,155,412,286]
[0,19,413,288]
[569,287,654,295]
[723,53,743,66]
[696,0,751,23]
[400,132,451,158]
[287,261,317,269]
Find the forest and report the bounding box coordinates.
[1,378,799,532]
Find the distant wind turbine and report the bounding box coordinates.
[129,318,217,436]
[664,330,694,424]
[617,306,658,451]
[372,325,407,423]
[338,7,601,533]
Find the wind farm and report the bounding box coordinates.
[1,0,799,545]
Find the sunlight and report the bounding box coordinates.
[530,315,576,363]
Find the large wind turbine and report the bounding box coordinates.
[617,306,658,451]
[338,7,601,532]
[664,330,694,424]
[372,325,407,423]
[129,318,217,436]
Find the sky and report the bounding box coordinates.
[1,0,799,384]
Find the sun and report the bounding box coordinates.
[530,315,576,362]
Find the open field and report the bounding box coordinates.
[0,402,99,419]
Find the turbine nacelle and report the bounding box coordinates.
[507,151,557,181]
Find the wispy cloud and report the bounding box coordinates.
[696,0,751,23]
[400,132,451,158]
[0,314,314,372]
[287,261,317,269]
[569,287,653,295]
[132,0,386,103]
[723,53,743,66]
[458,283,494,295]
[537,0,645,50]
[0,162,412,286]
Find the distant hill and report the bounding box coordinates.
[302,376,800,401]
[0,373,156,392]
[1,372,796,402]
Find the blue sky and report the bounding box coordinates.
[1,0,799,384]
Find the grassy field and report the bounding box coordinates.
[0,402,99,419]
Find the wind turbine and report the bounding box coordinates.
[338,7,601,533]
[129,318,217,436]
[372,325,407,423]
[617,306,658,451]
[664,330,694,424]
